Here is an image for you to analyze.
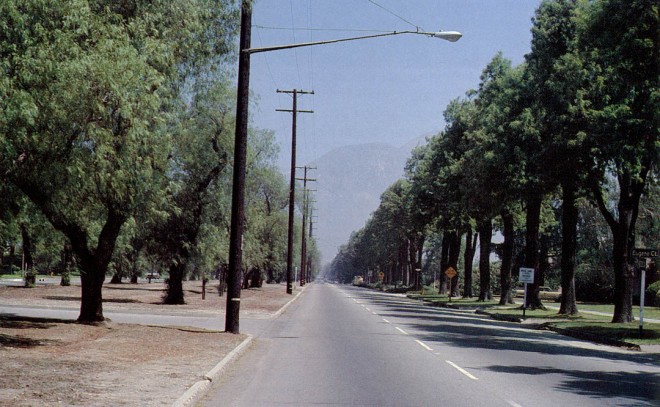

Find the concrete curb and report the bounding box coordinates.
[273,285,306,317]
[172,335,253,407]
[172,285,307,406]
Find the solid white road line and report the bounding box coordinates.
[382,318,390,323]
[446,360,478,380]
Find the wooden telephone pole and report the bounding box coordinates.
[296,167,316,286]
[277,89,313,294]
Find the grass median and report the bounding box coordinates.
[407,292,660,347]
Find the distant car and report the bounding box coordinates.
[146,272,160,280]
[352,276,364,286]
[515,286,561,302]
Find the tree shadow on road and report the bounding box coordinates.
[483,365,660,404]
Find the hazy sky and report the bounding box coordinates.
[247,1,542,169]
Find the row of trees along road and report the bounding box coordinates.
[0,1,319,323]
[328,0,658,323]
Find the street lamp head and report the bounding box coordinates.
[431,31,462,42]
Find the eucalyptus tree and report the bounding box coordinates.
[578,0,658,322]
[407,102,475,296]
[354,182,408,284]
[463,54,528,304]
[525,0,593,315]
[329,241,361,284]
[0,0,238,322]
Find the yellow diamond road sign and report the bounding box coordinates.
[445,267,457,278]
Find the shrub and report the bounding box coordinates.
[60,270,71,286]
[24,270,37,288]
[575,264,614,303]
[646,281,660,307]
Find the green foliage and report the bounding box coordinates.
[333,0,657,317]
[0,0,240,320]
[60,270,71,286]
[647,281,660,307]
[24,269,36,288]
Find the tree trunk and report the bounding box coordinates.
[8,244,15,270]
[524,193,544,309]
[78,261,105,323]
[217,265,227,296]
[415,236,424,291]
[19,224,34,271]
[439,232,450,294]
[499,210,514,305]
[559,181,579,315]
[249,268,263,288]
[478,218,492,301]
[164,262,186,304]
[592,171,644,323]
[611,207,636,322]
[463,228,477,298]
[448,231,461,297]
[408,237,421,291]
[129,239,143,284]
[75,210,126,322]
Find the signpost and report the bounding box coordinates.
[632,248,657,338]
[445,267,457,303]
[519,267,535,318]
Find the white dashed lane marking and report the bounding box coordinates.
[445,360,479,380]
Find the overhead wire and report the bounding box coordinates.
[365,0,424,31]
[307,0,317,166]
[254,25,290,144]
[289,0,303,84]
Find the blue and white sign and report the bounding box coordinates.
[519,267,535,284]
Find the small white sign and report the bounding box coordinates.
[519,267,535,284]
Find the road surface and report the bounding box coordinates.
[202,282,660,407]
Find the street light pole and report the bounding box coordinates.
[245,29,462,54]
[225,0,461,333]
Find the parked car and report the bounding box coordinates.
[146,272,161,281]
[515,286,561,302]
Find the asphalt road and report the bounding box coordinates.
[202,282,660,407]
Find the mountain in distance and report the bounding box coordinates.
[310,136,428,265]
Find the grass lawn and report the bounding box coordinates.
[407,291,660,346]
[0,273,25,279]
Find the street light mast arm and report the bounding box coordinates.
[245,30,462,54]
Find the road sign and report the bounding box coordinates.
[632,248,658,258]
[445,267,457,279]
[519,267,535,284]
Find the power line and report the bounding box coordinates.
[365,0,422,31]
[289,0,302,84]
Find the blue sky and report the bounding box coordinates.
[247,1,542,169]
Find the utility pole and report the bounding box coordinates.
[307,199,317,283]
[225,0,251,334]
[296,167,316,286]
[277,89,313,294]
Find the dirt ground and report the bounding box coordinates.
[0,280,297,406]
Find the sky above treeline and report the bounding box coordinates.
[245,0,542,169]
